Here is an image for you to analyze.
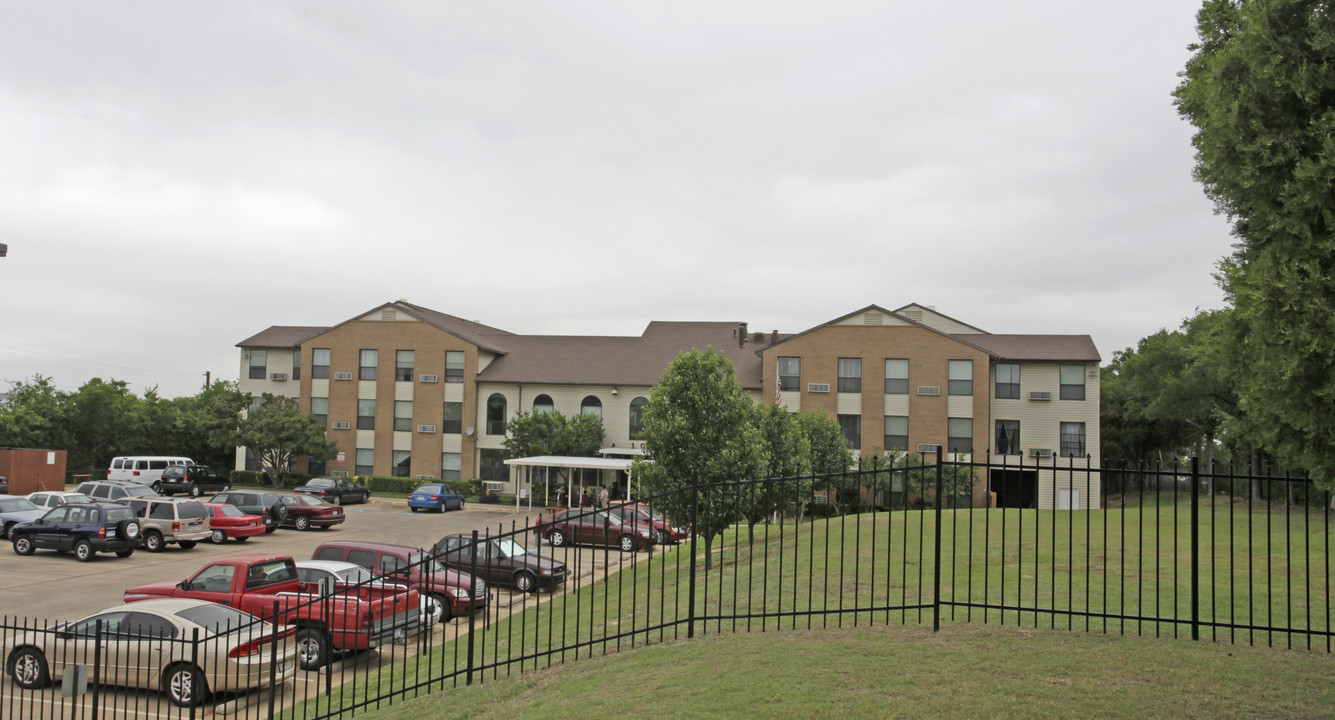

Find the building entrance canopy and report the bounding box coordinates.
[502,455,640,510]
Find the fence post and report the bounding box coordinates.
[687,476,699,640]
[466,530,479,685]
[1190,456,1200,641]
[90,619,102,720]
[268,601,280,720]
[933,446,944,632]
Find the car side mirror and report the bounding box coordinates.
[177,580,192,591]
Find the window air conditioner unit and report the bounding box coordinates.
[916,443,939,454]
[807,383,831,393]
[417,424,437,433]
[917,386,941,396]
[415,474,436,480]
[330,470,349,477]
[1028,391,1052,401]
[483,481,504,492]
[420,374,439,383]
[1029,448,1053,457]
[331,421,352,430]
[269,373,288,381]
[333,372,354,381]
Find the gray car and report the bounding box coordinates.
[0,495,47,539]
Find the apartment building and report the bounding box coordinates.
[237,300,1100,509]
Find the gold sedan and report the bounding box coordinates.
[3,598,296,707]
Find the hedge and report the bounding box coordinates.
[227,470,472,496]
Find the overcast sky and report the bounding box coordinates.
[1,1,1230,399]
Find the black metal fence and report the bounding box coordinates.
[2,455,1330,719]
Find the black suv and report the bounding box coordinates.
[156,465,231,497]
[210,489,287,533]
[75,480,160,504]
[10,503,141,561]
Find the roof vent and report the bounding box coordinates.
[864,312,882,326]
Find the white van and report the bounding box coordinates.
[106,456,194,489]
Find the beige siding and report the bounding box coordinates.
[947,395,973,418]
[393,431,412,452]
[883,395,909,416]
[444,382,464,403]
[836,392,862,415]
[833,310,913,327]
[356,429,375,448]
[310,379,329,397]
[394,381,413,402]
[358,380,376,399]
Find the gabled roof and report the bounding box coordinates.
[290,301,517,355]
[478,321,768,389]
[962,335,1101,363]
[236,326,328,349]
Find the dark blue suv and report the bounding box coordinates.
[10,503,142,562]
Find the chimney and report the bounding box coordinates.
[738,323,748,348]
[771,330,778,344]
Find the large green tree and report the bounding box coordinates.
[742,403,809,543]
[235,393,338,487]
[1175,0,1335,490]
[502,410,606,501]
[633,348,765,569]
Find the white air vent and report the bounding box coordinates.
[419,373,439,383]
[483,481,504,492]
[333,372,354,381]
[331,421,352,430]
[917,386,941,396]
[417,424,437,433]
[1029,448,1053,457]
[415,474,436,480]
[1028,391,1052,401]
[807,383,831,393]
[916,443,939,454]
[269,373,288,381]
[330,470,349,477]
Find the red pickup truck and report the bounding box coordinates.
[123,554,420,670]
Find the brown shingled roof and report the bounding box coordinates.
[235,326,328,348]
[478,321,768,389]
[963,334,1101,363]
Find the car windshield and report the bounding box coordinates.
[336,566,377,584]
[297,495,327,506]
[124,486,157,498]
[496,537,527,557]
[176,604,263,636]
[63,493,96,505]
[408,551,447,574]
[0,498,38,512]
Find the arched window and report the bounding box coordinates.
[580,396,602,419]
[629,397,649,437]
[533,394,554,414]
[486,393,507,435]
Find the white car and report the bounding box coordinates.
[295,560,445,625]
[3,598,296,707]
[25,491,97,509]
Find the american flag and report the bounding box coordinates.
[775,364,782,404]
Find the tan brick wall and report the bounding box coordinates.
[300,320,481,479]
[762,325,990,457]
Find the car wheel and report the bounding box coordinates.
[178,541,197,550]
[74,539,95,562]
[654,529,668,545]
[188,484,202,498]
[410,507,419,513]
[144,531,165,553]
[513,570,537,593]
[294,515,311,531]
[9,647,50,689]
[151,482,162,494]
[12,534,34,556]
[1,522,11,540]
[210,529,227,544]
[618,534,636,553]
[116,519,140,541]
[436,503,446,514]
[548,530,567,547]
[296,628,330,670]
[330,495,341,506]
[163,662,208,707]
[115,548,134,558]
[428,592,452,624]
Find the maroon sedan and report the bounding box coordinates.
[277,493,345,531]
[534,508,653,552]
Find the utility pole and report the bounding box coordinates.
[203,371,210,389]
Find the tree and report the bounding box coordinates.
[791,408,850,520]
[235,393,337,487]
[0,375,69,453]
[502,410,606,501]
[1174,0,1335,490]
[632,348,765,569]
[168,381,250,469]
[742,403,809,543]
[64,378,150,474]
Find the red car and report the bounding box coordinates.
[534,508,653,552]
[278,493,345,531]
[202,502,267,544]
[607,502,688,545]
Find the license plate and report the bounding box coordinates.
[279,661,293,673]
[393,629,407,645]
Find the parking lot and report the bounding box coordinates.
[0,495,559,623]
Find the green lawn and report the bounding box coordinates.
[279,501,1331,718]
